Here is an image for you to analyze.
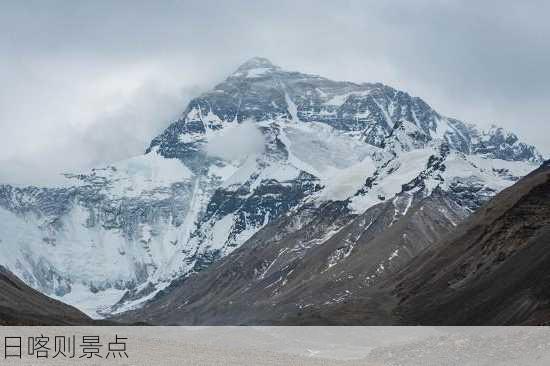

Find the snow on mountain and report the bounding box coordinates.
[0,57,543,318]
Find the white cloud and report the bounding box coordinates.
[0,0,548,186]
[0,75,197,185]
[205,121,266,162]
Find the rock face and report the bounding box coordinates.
[117,161,550,325]
[115,192,469,325]
[392,161,550,325]
[148,57,541,163]
[0,266,93,325]
[0,57,543,318]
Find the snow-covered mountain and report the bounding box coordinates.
[0,57,543,318]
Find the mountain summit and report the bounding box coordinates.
[149,58,542,162]
[235,57,279,71]
[0,59,543,319]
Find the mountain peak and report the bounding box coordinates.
[235,57,279,72]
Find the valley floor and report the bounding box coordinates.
[1,326,549,365]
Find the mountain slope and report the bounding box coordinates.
[125,159,550,325]
[0,266,94,325]
[0,57,543,318]
[392,160,550,325]
[115,190,468,324]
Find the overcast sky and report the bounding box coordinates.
[1,0,549,185]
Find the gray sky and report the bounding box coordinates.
[1,0,549,185]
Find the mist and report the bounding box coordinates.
[1,0,549,184]
[205,121,266,162]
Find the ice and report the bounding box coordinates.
[318,158,377,201]
[350,148,436,213]
[51,284,126,319]
[208,214,235,250]
[93,149,193,198]
[284,91,299,122]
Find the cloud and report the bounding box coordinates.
[0,77,199,185]
[0,0,548,185]
[205,121,266,162]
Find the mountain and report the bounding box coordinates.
[391,160,550,325]
[0,266,94,325]
[0,57,543,319]
[114,191,468,324]
[117,160,550,325]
